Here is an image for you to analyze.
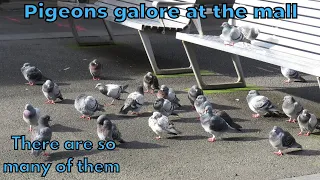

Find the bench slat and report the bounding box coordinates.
[259,0,320,10]
[176,33,320,76]
[232,20,320,46]
[235,0,320,19]
[233,4,320,27]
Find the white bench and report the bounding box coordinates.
[176,0,320,90]
[57,0,210,75]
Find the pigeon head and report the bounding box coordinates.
[160,85,169,94]
[157,90,166,98]
[25,104,34,111]
[92,59,99,65]
[153,98,165,110]
[95,83,104,90]
[152,111,162,119]
[283,96,295,103]
[137,85,144,95]
[39,115,51,126]
[301,109,311,119]
[248,90,260,96]
[195,95,206,106]
[146,72,153,77]
[204,105,213,115]
[221,22,231,28]
[97,114,109,125]
[269,126,283,138]
[43,80,54,91]
[22,63,31,68]
[191,85,199,89]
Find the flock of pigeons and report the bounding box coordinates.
[19,22,317,157]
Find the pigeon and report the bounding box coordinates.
[143,72,159,94]
[148,111,181,140]
[200,106,238,142]
[297,109,319,136]
[213,109,242,131]
[153,98,177,117]
[157,85,181,108]
[95,83,128,106]
[220,22,248,46]
[21,63,48,86]
[282,96,304,123]
[22,104,40,132]
[74,94,105,120]
[42,80,63,104]
[194,95,212,117]
[188,85,204,107]
[31,115,52,157]
[89,59,103,80]
[97,115,125,144]
[269,126,302,156]
[280,67,307,83]
[246,90,280,118]
[119,85,144,115]
[239,25,260,42]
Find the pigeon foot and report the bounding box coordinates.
[25,82,34,86]
[155,136,161,140]
[298,132,303,136]
[87,117,91,120]
[273,150,283,156]
[304,132,311,136]
[207,137,216,142]
[92,77,100,81]
[80,115,86,119]
[43,152,50,157]
[45,100,55,104]
[252,114,260,118]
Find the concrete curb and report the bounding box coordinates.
[278,174,320,180]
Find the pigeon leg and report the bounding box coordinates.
[29,125,32,132]
[87,116,91,120]
[224,42,234,46]
[298,131,303,136]
[144,89,150,93]
[286,118,293,123]
[150,89,154,94]
[105,99,115,106]
[207,137,216,142]
[92,77,100,81]
[291,119,297,123]
[304,132,311,136]
[273,150,283,156]
[284,79,292,83]
[80,115,86,119]
[155,136,161,140]
[252,114,260,118]
[45,100,55,104]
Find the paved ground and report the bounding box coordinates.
[0,1,320,180]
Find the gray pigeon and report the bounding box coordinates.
[157,85,181,108]
[31,115,52,157]
[74,94,105,120]
[239,25,260,42]
[95,83,128,106]
[148,111,181,140]
[220,22,248,46]
[269,126,302,156]
[280,67,307,83]
[21,63,45,86]
[119,86,144,115]
[246,90,280,118]
[89,59,103,80]
[200,106,237,142]
[42,80,63,104]
[97,115,125,144]
[282,96,304,123]
[143,72,159,94]
[22,104,40,132]
[297,109,319,136]
[153,98,177,117]
[194,95,212,118]
[213,109,242,131]
[188,85,204,107]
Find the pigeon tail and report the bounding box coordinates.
[167,127,181,135]
[119,105,130,114]
[297,76,307,83]
[121,84,129,93]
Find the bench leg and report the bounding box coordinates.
[68,18,114,46]
[182,41,246,90]
[138,30,193,75]
[317,77,320,89]
[192,18,204,36]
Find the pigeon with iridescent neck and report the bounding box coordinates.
[89,59,103,80]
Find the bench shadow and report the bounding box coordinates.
[214,104,240,110]
[167,135,207,140]
[57,99,74,105]
[240,128,261,133]
[56,82,71,86]
[273,86,320,103]
[287,149,320,156]
[116,112,153,119]
[172,117,199,123]
[118,141,168,149]
[222,137,267,141]
[233,118,250,122]
[46,149,103,162]
[51,124,83,132]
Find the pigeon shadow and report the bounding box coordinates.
[56,82,71,86]
[46,149,103,162]
[214,104,240,110]
[222,137,267,141]
[287,149,320,156]
[177,105,194,112]
[51,124,83,132]
[167,135,207,140]
[172,117,199,123]
[118,141,168,149]
[312,131,320,135]
[174,90,188,95]
[240,128,261,133]
[116,112,153,119]
[57,99,74,105]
